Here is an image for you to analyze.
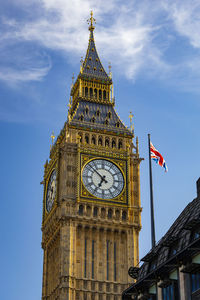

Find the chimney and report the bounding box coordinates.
[197,178,200,197]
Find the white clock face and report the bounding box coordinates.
[46,169,57,213]
[82,159,124,199]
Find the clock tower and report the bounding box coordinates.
[41,12,142,300]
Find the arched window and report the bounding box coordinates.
[99,90,102,100]
[91,117,95,123]
[94,89,97,99]
[118,140,123,149]
[98,137,103,146]
[86,206,91,216]
[116,122,120,128]
[85,135,89,144]
[96,109,100,117]
[78,205,84,216]
[105,138,109,147]
[101,208,106,218]
[122,211,127,221]
[103,90,106,100]
[91,136,96,144]
[85,87,88,97]
[108,111,111,119]
[108,209,113,219]
[112,140,116,148]
[90,88,93,98]
[115,210,120,220]
[105,119,109,125]
[93,207,98,217]
[85,107,89,115]
[80,115,84,121]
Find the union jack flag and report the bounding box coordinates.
[150,142,168,172]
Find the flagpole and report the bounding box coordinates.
[148,134,156,248]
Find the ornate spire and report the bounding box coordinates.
[80,12,110,82]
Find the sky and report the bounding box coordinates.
[1,0,200,299]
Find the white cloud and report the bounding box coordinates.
[162,0,200,48]
[1,0,200,92]
[0,65,51,85]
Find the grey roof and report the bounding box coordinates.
[69,100,132,136]
[123,179,200,295]
[80,30,110,82]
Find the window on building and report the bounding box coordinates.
[94,89,97,99]
[191,273,200,294]
[122,211,127,221]
[78,205,83,216]
[105,138,109,147]
[98,137,103,146]
[93,207,98,217]
[112,140,116,148]
[103,90,106,100]
[85,135,89,144]
[118,140,123,149]
[108,111,111,118]
[96,109,100,117]
[108,209,113,219]
[162,282,179,300]
[99,90,102,100]
[91,136,96,144]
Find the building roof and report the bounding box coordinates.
[69,100,133,136]
[80,30,110,82]
[123,178,200,296]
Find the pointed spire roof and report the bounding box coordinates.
[80,11,111,82]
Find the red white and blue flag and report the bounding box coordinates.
[150,142,168,172]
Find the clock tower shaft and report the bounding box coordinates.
[41,12,142,300]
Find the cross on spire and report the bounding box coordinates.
[87,10,96,31]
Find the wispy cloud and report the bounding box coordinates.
[162,0,200,48]
[1,0,200,92]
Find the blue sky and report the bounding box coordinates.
[1,0,200,299]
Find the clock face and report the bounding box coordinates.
[46,169,57,213]
[82,159,124,199]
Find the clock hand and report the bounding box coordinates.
[89,165,104,180]
[98,175,108,187]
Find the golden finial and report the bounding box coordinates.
[71,73,75,89]
[80,57,83,73]
[87,10,96,31]
[50,131,55,150]
[108,62,112,79]
[129,111,134,133]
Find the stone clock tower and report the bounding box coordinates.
[41,12,142,300]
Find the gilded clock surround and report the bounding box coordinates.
[41,12,143,300]
[80,154,128,205]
